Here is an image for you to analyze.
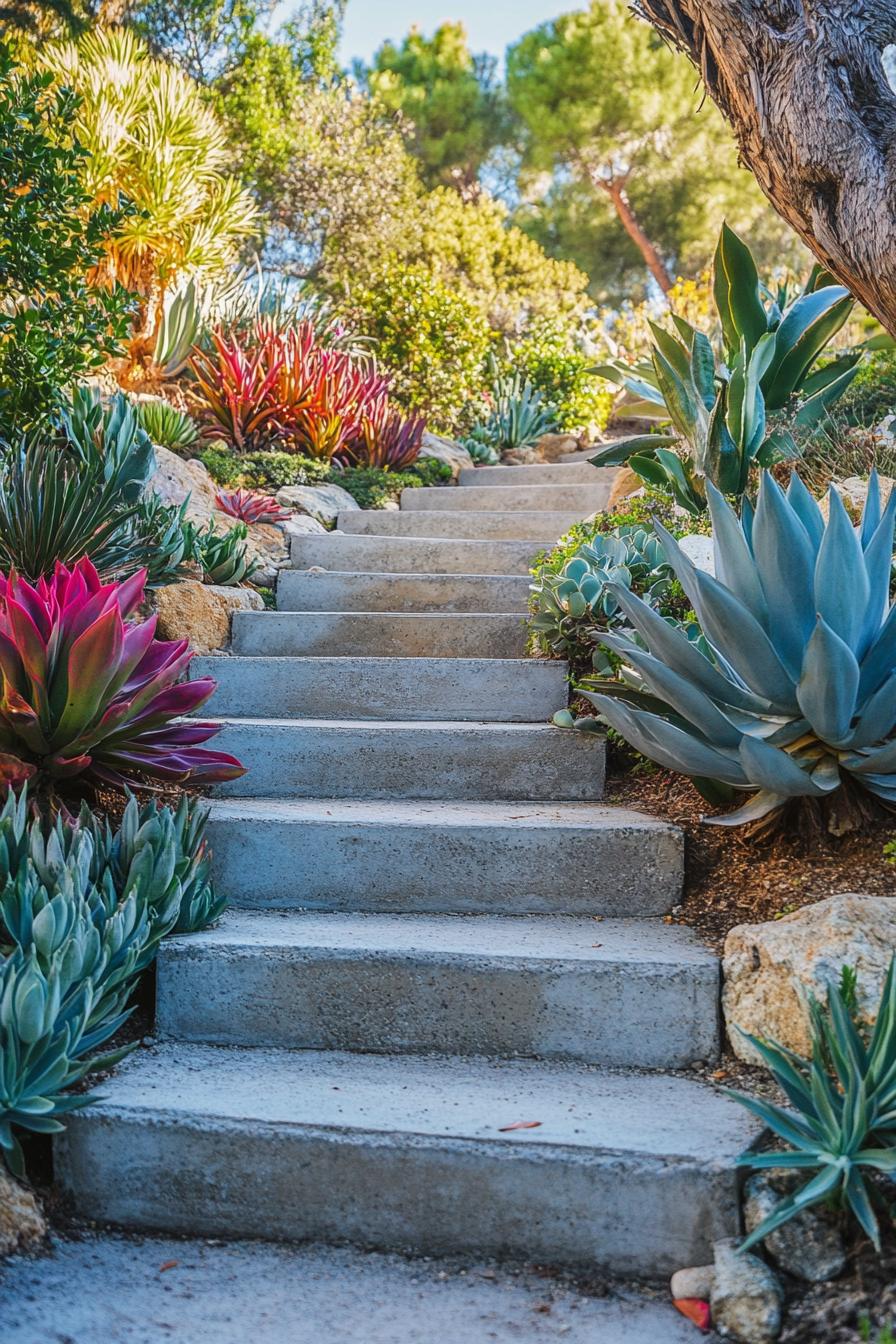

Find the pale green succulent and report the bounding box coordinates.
[192,521,257,586]
[135,399,199,453]
[583,470,896,827]
[529,525,678,657]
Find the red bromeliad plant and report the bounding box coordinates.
[0,557,244,794]
[191,319,425,467]
[215,488,290,525]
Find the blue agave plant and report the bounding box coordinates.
[583,470,896,826]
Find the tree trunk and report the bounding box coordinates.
[632,0,896,333]
[599,175,675,293]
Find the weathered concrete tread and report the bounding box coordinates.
[335,510,583,539]
[57,1043,758,1272]
[204,718,606,801]
[401,483,608,512]
[276,570,531,614]
[157,911,719,1065]
[458,462,610,485]
[290,534,551,575]
[231,610,528,659]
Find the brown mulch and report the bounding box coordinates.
[779,1240,896,1342]
[606,765,896,951]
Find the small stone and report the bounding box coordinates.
[744,1172,846,1283]
[283,514,327,538]
[671,1265,714,1299]
[0,1167,46,1257]
[152,580,264,655]
[711,1238,783,1343]
[418,431,474,479]
[722,893,896,1063]
[275,483,359,525]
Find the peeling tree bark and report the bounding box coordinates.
[632,0,896,332]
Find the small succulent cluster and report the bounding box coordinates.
[191,319,425,469]
[0,788,224,1174]
[584,470,896,828]
[192,521,258,585]
[214,487,290,525]
[733,958,896,1252]
[135,398,199,453]
[462,362,558,463]
[530,524,679,659]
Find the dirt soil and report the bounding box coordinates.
[607,764,896,951]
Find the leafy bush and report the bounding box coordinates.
[593,225,860,511]
[840,346,896,428]
[192,522,257,585]
[135,399,199,453]
[0,47,134,436]
[0,787,224,1173]
[0,556,244,796]
[350,261,492,435]
[584,470,896,829]
[506,319,612,436]
[732,957,896,1253]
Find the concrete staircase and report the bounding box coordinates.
[58,461,757,1278]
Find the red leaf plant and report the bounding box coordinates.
[0,557,245,793]
[215,488,291,525]
[191,319,425,468]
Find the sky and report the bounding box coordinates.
[337,0,563,66]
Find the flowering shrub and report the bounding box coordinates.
[191,320,423,467]
[0,557,244,793]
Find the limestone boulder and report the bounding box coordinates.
[153,580,264,655]
[147,447,294,585]
[283,514,327,539]
[818,472,896,523]
[276,483,360,526]
[0,1168,46,1257]
[417,431,473,479]
[679,533,715,575]
[723,893,896,1063]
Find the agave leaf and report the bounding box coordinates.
[844,1168,881,1250]
[859,485,896,653]
[738,734,833,797]
[763,288,854,409]
[785,472,825,550]
[713,222,769,355]
[739,1164,844,1253]
[794,360,861,428]
[587,434,678,468]
[706,483,768,621]
[651,345,705,444]
[586,694,749,786]
[796,620,860,744]
[751,474,817,673]
[815,488,869,653]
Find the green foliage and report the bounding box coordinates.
[593,225,859,511]
[200,443,451,508]
[505,319,612,436]
[731,956,896,1254]
[121,496,196,590]
[585,471,896,829]
[506,0,800,303]
[352,262,491,435]
[364,21,507,193]
[135,399,199,453]
[0,788,224,1174]
[130,0,274,83]
[841,347,896,428]
[153,279,204,377]
[192,521,257,585]
[0,45,134,436]
[860,1320,896,1344]
[462,427,500,466]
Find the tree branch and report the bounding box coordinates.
[632,0,896,331]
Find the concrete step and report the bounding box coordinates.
[291,534,549,575]
[277,570,531,614]
[157,911,719,1067]
[203,798,683,916]
[207,719,605,800]
[458,463,610,486]
[58,1043,757,1274]
[402,483,608,513]
[336,510,581,539]
[231,611,527,659]
[194,656,568,721]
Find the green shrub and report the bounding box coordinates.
[840,347,896,427]
[506,319,612,436]
[0,789,224,1175]
[201,445,452,508]
[350,261,492,435]
[0,47,134,437]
